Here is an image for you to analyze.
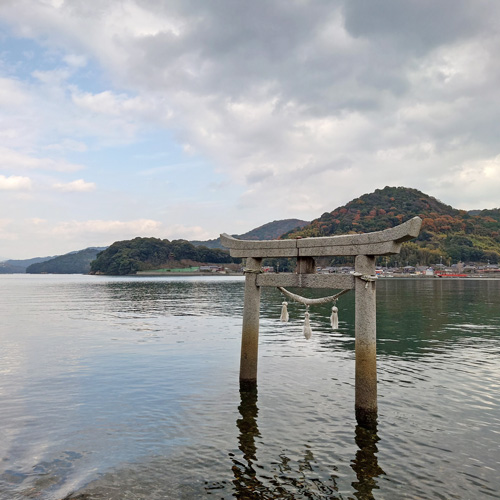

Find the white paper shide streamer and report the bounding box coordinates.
[280,301,289,322]
[330,304,339,329]
[277,287,349,339]
[303,307,312,339]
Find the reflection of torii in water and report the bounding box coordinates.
[228,386,385,499]
[221,217,422,428]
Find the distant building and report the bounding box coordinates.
[199,265,225,272]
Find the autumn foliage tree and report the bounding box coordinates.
[283,186,500,265]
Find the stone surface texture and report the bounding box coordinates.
[221,216,422,258]
[256,273,355,289]
[354,254,378,427]
[239,257,262,384]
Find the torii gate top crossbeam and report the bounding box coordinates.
[225,216,422,427]
[220,217,422,258]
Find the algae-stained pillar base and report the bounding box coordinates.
[355,254,378,429]
[240,257,262,387]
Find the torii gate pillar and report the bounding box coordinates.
[355,255,377,427]
[240,257,262,387]
[221,217,422,428]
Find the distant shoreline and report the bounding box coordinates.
[378,274,500,280]
[132,272,500,279]
[135,271,244,277]
[2,272,499,280]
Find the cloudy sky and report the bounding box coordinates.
[1,0,500,259]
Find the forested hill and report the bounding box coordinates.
[26,248,106,274]
[1,256,56,273]
[191,218,309,249]
[238,219,309,240]
[90,237,235,275]
[285,186,500,265]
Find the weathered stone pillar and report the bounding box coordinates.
[354,255,377,428]
[296,256,316,274]
[240,257,262,387]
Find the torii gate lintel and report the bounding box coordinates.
[221,216,422,428]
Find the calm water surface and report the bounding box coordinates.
[0,275,499,499]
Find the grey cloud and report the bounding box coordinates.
[3,0,500,215]
[246,168,274,184]
[120,0,499,123]
[341,0,497,51]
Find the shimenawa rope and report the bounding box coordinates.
[277,287,350,338]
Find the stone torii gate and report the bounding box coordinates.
[221,216,422,427]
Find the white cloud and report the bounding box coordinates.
[0,77,30,108]
[162,224,213,241]
[42,0,64,8]
[1,0,500,258]
[45,139,88,152]
[0,218,18,241]
[63,53,87,68]
[32,67,72,86]
[0,175,32,190]
[71,89,173,126]
[26,217,47,225]
[46,219,212,243]
[0,147,84,172]
[73,90,137,116]
[450,154,500,208]
[105,0,182,38]
[53,179,96,192]
[50,219,163,237]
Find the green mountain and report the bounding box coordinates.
[285,186,500,266]
[191,218,309,249]
[238,219,310,240]
[1,256,57,273]
[90,238,235,275]
[0,262,26,274]
[26,248,106,274]
[189,237,225,249]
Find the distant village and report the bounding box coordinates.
[376,262,500,278]
[145,262,500,278]
[261,262,500,278]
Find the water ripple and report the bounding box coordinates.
[0,275,499,499]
